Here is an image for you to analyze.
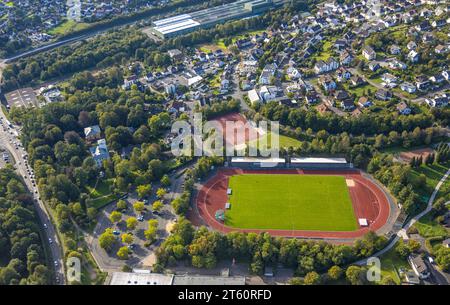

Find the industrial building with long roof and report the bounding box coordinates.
[150,0,283,39]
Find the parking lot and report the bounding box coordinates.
[90,188,177,270]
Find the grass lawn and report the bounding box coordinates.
[86,179,120,210]
[379,242,409,284]
[343,82,378,97]
[248,132,302,150]
[48,20,90,36]
[409,162,450,200]
[414,214,449,238]
[226,174,357,231]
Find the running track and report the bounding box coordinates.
[192,168,390,239]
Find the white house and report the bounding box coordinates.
[408,50,420,63]
[362,46,376,60]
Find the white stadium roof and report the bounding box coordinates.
[231,157,285,163]
[290,157,347,164]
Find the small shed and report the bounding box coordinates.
[227,188,232,195]
[225,202,231,209]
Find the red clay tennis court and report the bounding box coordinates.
[192,168,391,239]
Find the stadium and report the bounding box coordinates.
[150,0,283,39]
[193,157,393,239]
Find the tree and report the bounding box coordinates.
[121,233,134,245]
[407,239,421,253]
[152,200,164,213]
[99,229,117,251]
[137,184,152,199]
[117,246,129,260]
[133,201,145,213]
[126,217,138,231]
[156,188,167,199]
[144,219,159,243]
[303,271,321,285]
[109,211,122,224]
[161,175,171,187]
[395,242,411,258]
[327,265,343,281]
[345,266,366,285]
[117,200,127,210]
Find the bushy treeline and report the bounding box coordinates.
[0,168,50,285]
[155,218,386,277]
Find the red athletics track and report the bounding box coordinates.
[192,168,390,239]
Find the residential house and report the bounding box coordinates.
[407,50,420,63]
[89,139,110,167]
[358,96,372,108]
[430,74,445,84]
[340,50,354,66]
[305,91,320,105]
[390,44,401,55]
[319,74,337,91]
[350,75,365,86]
[435,45,449,54]
[425,95,448,108]
[167,49,183,61]
[368,62,381,72]
[407,41,417,50]
[259,64,277,85]
[362,46,376,60]
[442,70,450,81]
[415,20,431,31]
[400,82,417,93]
[443,238,450,248]
[84,125,101,142]
[382,73,398,84]
[259,86,280,102]
[432,19,446,28]
[415,75,430,91]
[314,58,339,74]
[408,255,430,279]
[376,89,393,100]
[248,89,261,105]
[341,99,355,111]
[335,67,352,82]
[397,101,412,115]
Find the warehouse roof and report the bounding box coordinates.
[153,18,200,35]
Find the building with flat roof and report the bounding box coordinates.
[150,0,281,39]
[108,272,245,285]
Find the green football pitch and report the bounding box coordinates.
[225,174,358,231]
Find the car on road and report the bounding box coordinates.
[54,260,58,267]
[48,238,53,244]
[137,215,144,221]
[113,230,120,235]
[43,223,48,229]
[427,256,435,264]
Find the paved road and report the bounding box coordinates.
[0,108,65,284]
[355,168,450,267]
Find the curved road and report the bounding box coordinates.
[0,108,65,284]
[355,167,450,265]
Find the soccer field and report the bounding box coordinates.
[225,174,358,231]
